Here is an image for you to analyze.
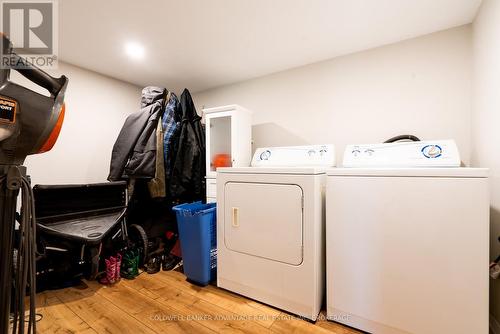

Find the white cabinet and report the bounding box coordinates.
[203,105,252,202]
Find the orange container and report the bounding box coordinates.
[213,154,231,168]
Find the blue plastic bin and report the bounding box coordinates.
[172,201,217,286]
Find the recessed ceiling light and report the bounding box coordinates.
[125,42,145,60]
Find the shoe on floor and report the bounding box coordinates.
[99,256,117,285]
[162,254,181,271]
[121,249,140,279]
[145,254,161,274]
[115,253,122,281]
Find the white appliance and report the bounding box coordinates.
[326,140,489,334]
[343,139,460,167]
[217,144,335,320]
[203,105,252,203]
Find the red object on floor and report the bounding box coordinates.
[170,239,182,257]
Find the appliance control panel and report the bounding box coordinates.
[251,144,336,167]
[343,139,460,167]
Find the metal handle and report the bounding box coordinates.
[13,53,68,96]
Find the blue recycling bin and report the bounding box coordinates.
[172,201,217,286]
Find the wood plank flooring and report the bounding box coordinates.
[34,270,361,333]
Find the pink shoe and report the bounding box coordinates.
[99,256,117,285]
[115,253,122,281]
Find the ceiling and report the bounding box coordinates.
[59,0,482,93]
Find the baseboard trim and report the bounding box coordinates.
[491,314,500,334]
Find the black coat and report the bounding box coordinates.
[170,89,205,201]
[108,87,166,181]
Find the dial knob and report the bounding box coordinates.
[260,150,271,160]
[365,149,374,156]
[421,145,442,158]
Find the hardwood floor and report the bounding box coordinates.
[35,269,361,333]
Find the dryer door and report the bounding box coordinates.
[224,182,304,265]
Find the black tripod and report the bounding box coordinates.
[0,165,37,334]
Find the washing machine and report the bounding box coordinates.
[326,140,489,334]
[217,144,335,320]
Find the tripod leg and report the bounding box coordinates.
[0,177,19,334]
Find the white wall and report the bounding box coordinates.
[11,62,141,185]
[472,0,500,330]
[194,25,472,165]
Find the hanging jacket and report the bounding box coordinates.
[161,92,181,184]
[148,91,173,198]
[108,86,167,181]
[170,89,206,201]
